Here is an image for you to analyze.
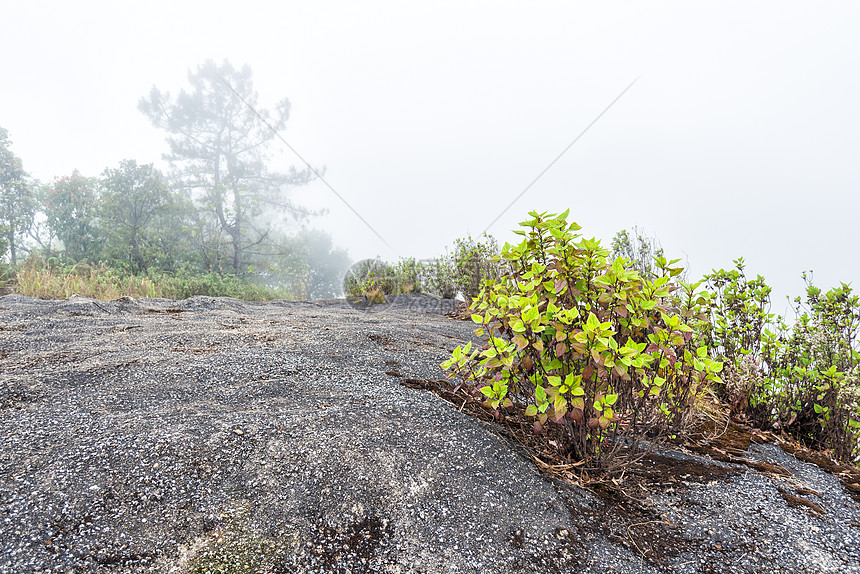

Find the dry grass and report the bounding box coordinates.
[14,266,167,300]
[9,264,294,302]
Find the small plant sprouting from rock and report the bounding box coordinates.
[442,210,722,473]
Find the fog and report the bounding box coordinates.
[2,1,859,309]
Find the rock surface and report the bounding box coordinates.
[0,293,858,573]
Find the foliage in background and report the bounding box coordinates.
[610,226,665,280]
[44,170,102,263]
[12,256,295,301]
[0,59,351,302]
[343,258,396,300]
[450,234,501,301]
[0,127,35,266]
[99,160,175,272]
[343,234,502,303]
[0,59,348,301]
[299,228,351,299]
[443,211,721,473]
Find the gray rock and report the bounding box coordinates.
[0,294,858,573]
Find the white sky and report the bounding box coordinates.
[2,1,858,312]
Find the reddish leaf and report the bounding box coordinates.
[582,364,594,381]
[521,355,534,371]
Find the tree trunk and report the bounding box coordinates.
[7,228,16,266]
[230,178,243,275]
[130,227,143,272]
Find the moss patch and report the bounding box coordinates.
[186,500,298,574]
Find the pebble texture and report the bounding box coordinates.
[0,293,858,573]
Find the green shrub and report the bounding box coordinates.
[442,210,721,473]
[701,259,774,413]
[339,236,500,301]
[760,279,860,460]
[702,261,860,462]
[427,256,456,299]
[166,266,294,300]
[450,234,501,301]
[343,258,397,297]
[393,257,423,294]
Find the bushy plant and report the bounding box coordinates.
[339,235,500,302]
[427,256,456,299]
[701,259,774,412]
[450,234,501,301]
[343,258,397,298]
[393,257,423,294]
[760,278,860,460]
[702,262,860,462]
[442,211,721,472]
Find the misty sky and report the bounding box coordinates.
[2,1,858,313]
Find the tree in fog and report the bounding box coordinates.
[262,233,310,298]
[139,59,314,275]
[45,171,101,263]
[300,228,350,299]
[0,127,35,265]
[100,159,172,271]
